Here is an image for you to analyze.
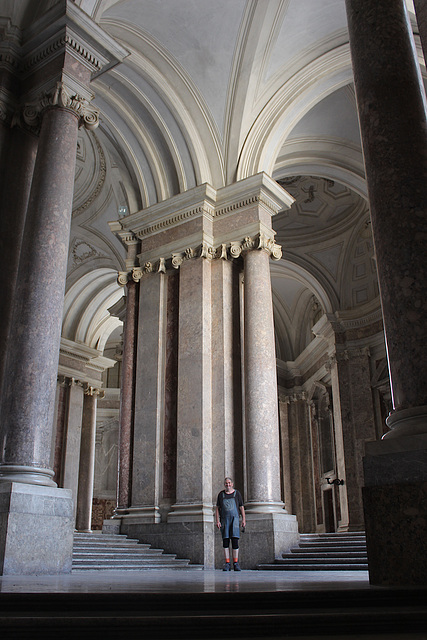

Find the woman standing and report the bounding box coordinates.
[215,477,246,571]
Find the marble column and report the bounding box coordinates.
[76,387,100,532]
[169,257,213,522]
[0,125,38,402]
[243,246,284,512]
[116,279,138,513]
[328,348,376,532]
[346,0,427,585]
[129,271,167,523]
[0,102,82,574]
[61,379,85,520]
[346,0,427,436]
[211,257,243,494]
[0,104,81,486]
[284,393,315,533]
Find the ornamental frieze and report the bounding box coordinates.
[117,233,282,286]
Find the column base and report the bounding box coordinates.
[244,500,288,514]
[363,435,427,586]
[384,405,427,439]
[363,482,427,586]
[233,511,299,569]
[110,506,161,524]
[0,482,74,575]
[118,518,215,568]
[0,464,56,487]
[167,502,215,523]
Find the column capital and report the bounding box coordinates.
[20,81,99,134]
[83,384,104,398]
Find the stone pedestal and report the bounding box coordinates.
[0,483,74,575]
[120,520,215,568]
[363,435,427,585]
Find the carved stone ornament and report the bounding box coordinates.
[131,267,143,282]
[117,271,129,286]
[116,234,282,280]
[258,233,282,260]
[84,385,105,398]
[22,82,99,134]
[171,253,184,269]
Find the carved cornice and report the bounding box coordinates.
[116,233,282,285]
[22,34,103,77]
[136,202,215,240]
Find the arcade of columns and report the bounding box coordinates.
[0,0,426,583]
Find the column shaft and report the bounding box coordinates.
[330,349,376,531]
[170,257,213,519]
[116,280,138,511]
[346,0,427,428]
[347,0,427,584]
[0,107,79,485]
[76,389,98,531]
[130,272,167,522]
[0,126,38,399]
[211,258,243,493]
[243,248,284,511]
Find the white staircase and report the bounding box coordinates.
[258,531,368,571]
[72,532,203,571]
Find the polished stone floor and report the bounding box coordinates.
[0,569,372,593]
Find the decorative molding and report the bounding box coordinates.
[72,131,106,216]
[22,34,103,76]
[21,81,99,134]
[136,203,214,239]
[116,232,282,284]
[71,239,106,265]
[214,193,281,218]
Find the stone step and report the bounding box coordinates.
[295,544,367,551]
[258,530,368,571]
[3,587,426,637]
[258,562,369,571]
[275,556,367,564]
[72,532,203,571]
[73,545,163,554]
[289,549,367,557]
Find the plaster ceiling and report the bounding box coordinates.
[0,0,421,357]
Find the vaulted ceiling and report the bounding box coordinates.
[1,0,422,363]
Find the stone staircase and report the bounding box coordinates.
[258,531,368,571]
[72,532,203,571]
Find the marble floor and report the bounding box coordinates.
[1,569,372,593]
[1,570,426,640]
